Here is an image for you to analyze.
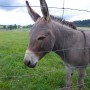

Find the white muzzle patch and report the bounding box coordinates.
[24,50,39,68]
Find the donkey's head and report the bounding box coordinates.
[24,0,55,68]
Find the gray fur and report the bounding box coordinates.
[24,0,90,90]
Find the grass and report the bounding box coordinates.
[0,28,90,90]
[77,27,90,30]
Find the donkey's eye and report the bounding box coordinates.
[37,36,46,40]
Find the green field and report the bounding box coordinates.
[77,27,90,30]
[0,28,90,90]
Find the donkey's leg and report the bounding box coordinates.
[65,65,73,90]
[78,67,86,90]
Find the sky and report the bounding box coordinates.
[0,0,90,26]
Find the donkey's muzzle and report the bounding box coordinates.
[24,50,39,68]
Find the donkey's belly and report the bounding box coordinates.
[64,49,89,67]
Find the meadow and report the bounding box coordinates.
[0,28,90,90]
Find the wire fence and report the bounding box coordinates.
[0,65,90,90]
[0,5,90,12]
[0,0,90,90]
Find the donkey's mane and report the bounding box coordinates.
[50,15,77,30]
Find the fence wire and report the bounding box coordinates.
[0,66,90,90]
[0,65,90,79]
[0,46,90,56]
[0,5,90,12]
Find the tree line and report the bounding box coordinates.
[0,24,21,30]
[74,19,90,27]
[0,24,33,30]
[0,20,90,30]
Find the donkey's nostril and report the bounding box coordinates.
[24,60,36,68]
[24,60,31,66]
[27,61,31,66]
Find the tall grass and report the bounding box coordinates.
[0,29,90,90]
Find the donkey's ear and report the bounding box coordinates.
[26,1,41,22]
[39,0,50,22]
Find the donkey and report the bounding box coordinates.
[24,0,90,90]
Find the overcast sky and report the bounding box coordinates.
[0,0,90,25]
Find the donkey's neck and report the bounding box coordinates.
[51,21,79,51]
